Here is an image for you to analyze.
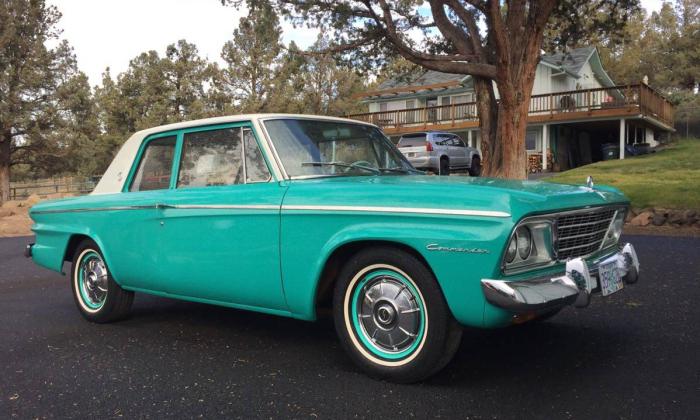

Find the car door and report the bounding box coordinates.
[103,132,179,291]
[441,135,461,167]
[451,135,469,167]
[155,123,288,311]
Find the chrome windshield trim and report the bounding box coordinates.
[282,205,510,218]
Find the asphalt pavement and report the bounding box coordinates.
[1,234,698,419]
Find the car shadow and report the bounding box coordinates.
[119,294,633,388]
[427,319,632,387]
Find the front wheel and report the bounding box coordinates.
[71,239,134,323]
[439,158,450,176]
[333,247,462,383]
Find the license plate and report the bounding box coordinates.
[599,261,623,296]
[407,152,415,157]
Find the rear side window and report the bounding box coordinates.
[243,128,271,183]
[452,136,466,147]
[178,128,243,188]
[129,136,176,192]
[398,134,427,148]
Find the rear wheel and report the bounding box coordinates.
[333,247,462,383]
[468,156,481,176]
[439,157,450,176]
[71,239,134,323]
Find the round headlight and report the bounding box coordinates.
[505,236,517,263]
[516,226,532,259]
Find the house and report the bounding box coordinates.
[348,46,675,172]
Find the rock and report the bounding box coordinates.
[655,208,670,217]
[25,194,42,205]
[667,210,686,226]
[1,200,23,209]
[652,214,667,226]
[630,211,654,226]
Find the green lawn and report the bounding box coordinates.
[548,138,700,210]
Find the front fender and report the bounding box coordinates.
[280,212,512,327]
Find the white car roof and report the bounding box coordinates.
[92,114,375,195]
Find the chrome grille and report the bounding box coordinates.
[556,208,617,260]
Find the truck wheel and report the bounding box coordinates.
[71,239,134,323]
[333,247,462,383]
[439,157,450,176]
[468,156,482,176]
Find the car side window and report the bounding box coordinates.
[129,136,176,192]
[178,128,243,188]
[243,128,271,183]
[453,136,466,147]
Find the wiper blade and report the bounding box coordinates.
[301,161,380,174]
[378,167,416,174]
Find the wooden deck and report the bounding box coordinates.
[347,84,674,135]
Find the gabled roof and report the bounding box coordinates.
[377,70,466,91]
[363,46,615,100]
[541,46,596,76]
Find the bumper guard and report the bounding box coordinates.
[481,243,640,313]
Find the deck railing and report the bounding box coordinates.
[348,84,674,129]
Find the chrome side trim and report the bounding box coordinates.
[31,205,157,214]
[33,204,508,217]
[31,204,280,214]
[161,204,279,210]
[281,205,510,218]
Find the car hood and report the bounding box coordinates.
[284,175,628,221]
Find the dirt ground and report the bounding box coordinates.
[0,194,74,237]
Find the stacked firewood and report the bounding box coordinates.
[527,152,554,173]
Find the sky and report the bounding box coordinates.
[48,0,666,87]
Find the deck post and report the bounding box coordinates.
[619,118,626,159]
[542,124,549,171]
[468,130,473,148]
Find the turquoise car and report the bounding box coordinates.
[26,114,640,382]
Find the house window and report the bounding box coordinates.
[525,128,542,152]
[405,99,416,124]
[453,95,468,104]
[379,102,388,112]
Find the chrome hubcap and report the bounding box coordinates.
[357,276,422,354]
[81,256,108,307]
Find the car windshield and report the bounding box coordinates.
[263,118,418,178]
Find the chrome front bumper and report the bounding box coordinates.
[481,243,640,313]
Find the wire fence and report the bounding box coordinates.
[9,176,101,201]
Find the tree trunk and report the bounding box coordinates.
[494,97,530,179]
[0,136,10,204]
[472,77,500,177]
